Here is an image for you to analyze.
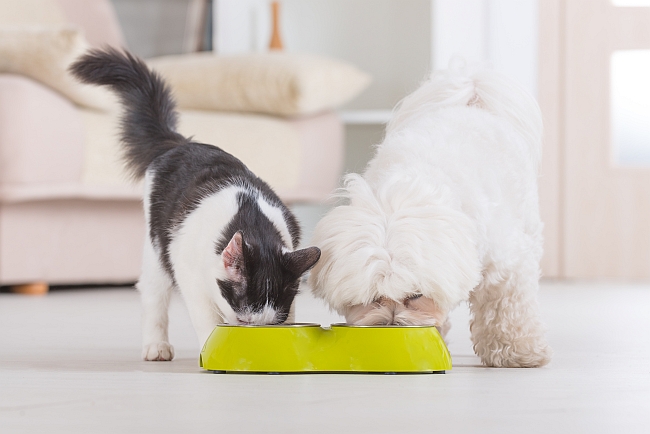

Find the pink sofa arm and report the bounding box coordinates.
[0,74,85,200]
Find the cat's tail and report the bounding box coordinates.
[387,58,543,172]
[69,48,185,180]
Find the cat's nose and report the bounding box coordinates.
[236,317,252,325]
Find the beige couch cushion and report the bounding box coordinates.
[0,27,114,110]
[80,110,302,194]
[178,111,302,189]
[147,52,371,117]
[0,76,342,205]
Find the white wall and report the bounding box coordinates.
[215,0,538,102]
[213,0,267,54]
[432,0,539,96]
[214,0,432,111]
[112,0,191,58]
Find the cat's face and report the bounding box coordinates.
[217,231,320,325]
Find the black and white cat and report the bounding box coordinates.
[71,49,321,361]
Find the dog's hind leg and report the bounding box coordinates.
[138,238,175,361]
[469,261,552,368]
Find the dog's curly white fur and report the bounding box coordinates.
[309,61,552,368]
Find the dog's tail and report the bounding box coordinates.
[387,58,543,171]
[69,48,186,179]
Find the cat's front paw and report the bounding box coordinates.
[142,342,175,361]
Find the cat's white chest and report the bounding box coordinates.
[166,186,239,316]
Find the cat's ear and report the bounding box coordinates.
[283,246,321,276]
[222,231,245,282]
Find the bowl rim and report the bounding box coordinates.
[329,323,438,329]
[215,322,321,328]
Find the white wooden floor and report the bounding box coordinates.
[1,282,649,433]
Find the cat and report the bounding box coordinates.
[71,48,321,361]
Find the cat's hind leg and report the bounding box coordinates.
[176,286,223,349]
[138,239,175,361]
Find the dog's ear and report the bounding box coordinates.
[222,231,245,282]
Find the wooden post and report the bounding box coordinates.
[269,1,283,50]
[11,282,49,296]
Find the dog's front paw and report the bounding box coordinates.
[142,342,175,361]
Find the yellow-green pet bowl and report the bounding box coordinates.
[199,323,452,374]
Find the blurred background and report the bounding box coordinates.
[4,4,650,431]
[2,0,650,294]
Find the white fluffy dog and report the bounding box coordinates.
[309,62,552,368]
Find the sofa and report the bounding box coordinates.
[0,0,369,293]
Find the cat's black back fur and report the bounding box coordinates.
[147,143,301,279]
